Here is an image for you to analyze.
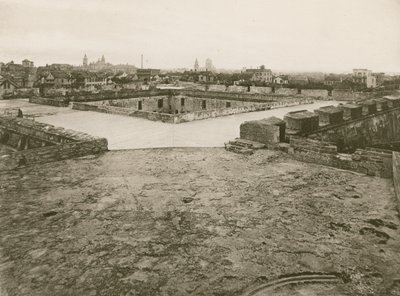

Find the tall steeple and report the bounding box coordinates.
[194,58,199,72]
[83,54,88,67]
[101,55,105,63]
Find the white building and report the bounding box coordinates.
[352,69,377,88]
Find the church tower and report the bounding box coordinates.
[83,54,88,67]
[194,58,199,72]
[101,55,105,64]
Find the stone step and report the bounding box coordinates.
[224,143,254,155]
[229,138,266,149]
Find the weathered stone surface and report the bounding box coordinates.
[0,148,399,295]
[284,110,319,133]
[316,105,343,126]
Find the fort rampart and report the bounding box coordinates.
[0,115,108,170]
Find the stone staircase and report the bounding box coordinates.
[224,138,266,155]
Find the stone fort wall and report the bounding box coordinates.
[237,95,400,178]
[0,115,108,170]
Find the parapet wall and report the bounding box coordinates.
[68,89,172,102]
[0,115,108,170]
[275,88,299,96]
[308,109,400,152]
[249,86,273,94]
[288,137,393,178]
[234,95,400,178]
[330,89,396,101]
[285,97,400,177]
[301,89,329,98]
[179,89,308,103]
[282,96,400,152]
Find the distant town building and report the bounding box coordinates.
[205,58,215,72]
[273,75,289,85]
[198,72,215,83]
[37,71,74,88]
[0,76,19,98]
[1,60,37,88]
[22,59,34,68]
[372,72,385,86]
[83,54,88,67]
[194,58,199,72]
[323,74,342,86]
[246,66,273,83]
[352,69,376,88]
[136,68,161,82]
[83,72,108,87]
[288,75,309,85]
[111,64,137,74]
[83,54,111,71]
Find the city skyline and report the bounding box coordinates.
[1,0,400,72]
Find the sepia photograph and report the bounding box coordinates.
[1,0,400,295]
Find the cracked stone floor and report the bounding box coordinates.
[1,148,400,295]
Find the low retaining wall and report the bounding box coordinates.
[73,102,133,116]
[288,137,393,178]
[131,111,175,123]
[180,89,307,103]
[208,85,227,92]
[0,115,108,170]
[2,138,108,170]
[275,88,299,96]
[1,88,40,99]
[176,104,271,123]
[301,89,329,98]
[329,90,395,101]
[29,97,70,107]
[69,89,172,102]
[249,86,273,94]
[73,102,176,123]
[226,85,249,93]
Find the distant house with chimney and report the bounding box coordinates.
[246,66,273,83]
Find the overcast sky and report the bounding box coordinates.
[0,0,399,72]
